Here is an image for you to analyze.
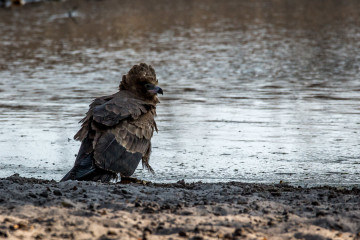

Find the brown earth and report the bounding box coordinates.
[0,174,359,239]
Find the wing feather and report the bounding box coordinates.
[74,91,157,176]
[74,91,153,140]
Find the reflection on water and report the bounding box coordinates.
[0,0,360,186]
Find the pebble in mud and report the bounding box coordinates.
[0,230,8,238]
[293,233,328,240]
[61,201,75,208]
[107,230,117,236]
[233,228,244,236]
[35,233,44,239]
[53,190,62,196]
[190,236,204,240]
[28,193,37,198]
[39,191,48,198]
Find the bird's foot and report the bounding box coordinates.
[119,176,150,185]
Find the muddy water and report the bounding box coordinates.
[1,0,360,186]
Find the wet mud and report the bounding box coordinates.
[0,175,360,239]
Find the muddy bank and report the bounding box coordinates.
[0,174,359,239]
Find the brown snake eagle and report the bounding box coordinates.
[61,63,163,182]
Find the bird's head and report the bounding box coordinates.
[120,63,163,103]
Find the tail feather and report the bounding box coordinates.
[60,153,116,182]
[61,136,116,183]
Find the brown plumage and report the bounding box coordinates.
[61,63,163,182]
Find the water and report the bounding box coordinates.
[1,0,360,186]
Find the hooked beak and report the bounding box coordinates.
[148,86,163,95]
[156,86,163,95]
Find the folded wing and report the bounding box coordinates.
[69,91,156,180]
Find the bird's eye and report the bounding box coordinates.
[144,83,153,90]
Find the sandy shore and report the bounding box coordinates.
[0,174,359,240]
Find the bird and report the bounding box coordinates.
[61,63,163,182]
